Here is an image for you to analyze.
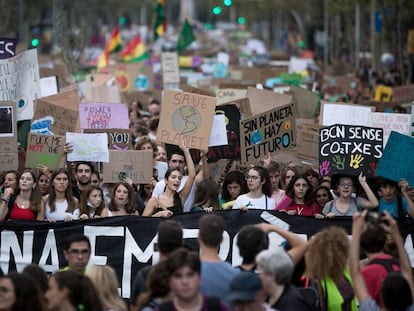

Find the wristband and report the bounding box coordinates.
[1,198,9,203]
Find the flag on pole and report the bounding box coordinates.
[120,36,149,62]
[96,27,123,70]
[176,19,195,54]
[106,27,122,53]
[153,0,166,40]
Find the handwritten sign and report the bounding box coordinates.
[0,37,17,59]
[370,112,410,146]
[392,84,414,104]
[216,88,247,105]
[66,132,109,162]
[319,124,383,177]
[83,128,132,150]
[320,101,373,126]
[295,119,321,161]
[290,85,319,119]
[79,103,129,132]
[240,103,296,166]
[0,152,18,170]
[25,133,65,169]
[0,49,41,121]
[39,76,58,97]
[246,86,292,115]
[161,52,180,88]
[31,100,78,135]
[376,131,414,186]
[102,150,153,183]
[157,90,217,150]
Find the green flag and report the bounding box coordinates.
[153,0,166,40]
[176,19,195,54]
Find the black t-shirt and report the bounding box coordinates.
[271,283,314,311]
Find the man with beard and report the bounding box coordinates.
[72,161,94,200]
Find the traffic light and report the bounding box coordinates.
[238,17,246,24]
[298,40,305,48]
[224,0,232,6]
[212,6,222,15]
[30,38,40,48]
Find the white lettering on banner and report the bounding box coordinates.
[38,229,59,273]
[1,223,414,299]
[0,230,33,272]
[122,228,158,298]
[85,226,124,266]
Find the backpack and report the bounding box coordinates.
[298,277,325,311]
[368,257,400,273]
[158,297,221,311]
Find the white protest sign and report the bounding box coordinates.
[321,102,373,126]
[66,132,109,162]
[0,49,41,121]
[40,76,58,97]
[370,112,410,146]
[209,114,228,147]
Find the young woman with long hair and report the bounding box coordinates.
[79,185,108,219]
[107,182,138,216]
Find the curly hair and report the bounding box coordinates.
[221,171,248,202]
[305,226,349,284]
[135,135,157,158]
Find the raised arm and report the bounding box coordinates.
[256,222,308,266]
[58,143,73,169]
[358,172,379,209]
[179,146,196,205]
[194,150,210,185]
[350,211,371,303]
[399,179,414,219]
[380,211,414,298]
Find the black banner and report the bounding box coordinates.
[1,210,413,299]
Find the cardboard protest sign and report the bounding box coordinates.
[216,88,247,105]
[240,103,296,166]
[66,132,109,162]
[102,150,153,183]
[246,87,293,115]
[0,49,41,121]
[31,100,78,135]
[207,104,242,162]
[111,63,154,92]
[374,85,393,102]
[83,128,132,150]
[370,112,410,146]
[290,85,319,119]
[157,90,217,150]
[25,133,65,169]
[0,37,18,59]
[319,124,383,178]
[320,101,374,126]
[376,131,414,186]
[392,84,414,104]
[180,85,215,97]
[0,101,18,170]
[84,74,121,103]
[79,103,129,132]
[161,52,180,88]
[295,119,321,162]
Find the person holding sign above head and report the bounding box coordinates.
[319,173,378,218]
[44,168,80,222]
[0,169,45,221]
[143,144,196,218]
[233,166,276,211]
[79,185,109,219]
[107,182,138,216]
[276,174,320,217]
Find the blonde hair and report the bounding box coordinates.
[305,226,350,284]
[86,265,127,311]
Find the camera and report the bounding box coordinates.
[365,210,385,225]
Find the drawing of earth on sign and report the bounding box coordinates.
[172,106,201,135]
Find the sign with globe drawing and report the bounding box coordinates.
[157,90,217,150]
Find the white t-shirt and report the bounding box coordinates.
[45,199,79,221]
[151,176,196,212]
[232,194,276,210]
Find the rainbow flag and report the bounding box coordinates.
[106,27,122,54]
[120,36,149,62]
[153,0,166,40]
